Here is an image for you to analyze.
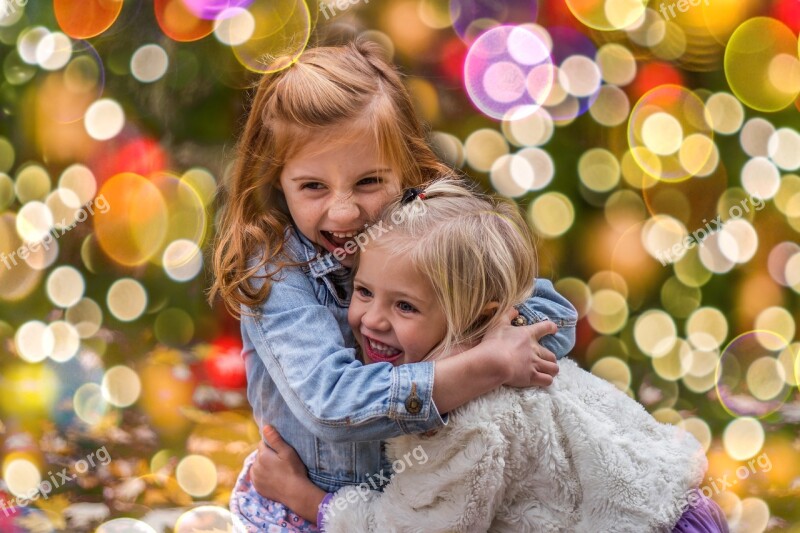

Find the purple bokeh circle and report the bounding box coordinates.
[464,25,554,121]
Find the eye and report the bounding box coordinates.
[300,182,325,190]
[355,286,373,298]
[397,301,418,313]
[358,176,382,186]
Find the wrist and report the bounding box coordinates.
[477,343,511,385]
[462,343,509,385]
[294,483,327,524]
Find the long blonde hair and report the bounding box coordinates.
[370,179,538,359]
[209,39,453,317]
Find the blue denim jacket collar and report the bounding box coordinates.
[287,226,350,279]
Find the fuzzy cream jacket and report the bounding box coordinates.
[322,359,707,533]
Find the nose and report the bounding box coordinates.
[361,302,390,333]
[327,192,360,226]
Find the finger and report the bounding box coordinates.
[262,425,291,458]
[537,348,557,364]
[502,307,519,322]
[536,359,560,377]
[532,372,554,387]
[529,320,557,340]
[255,439,277,466]
[257,438,273,458]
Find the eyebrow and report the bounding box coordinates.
[388,291,427,306]
[355,279,428,307]
[289,168,393,181]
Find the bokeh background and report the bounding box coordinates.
[0,0,799,531]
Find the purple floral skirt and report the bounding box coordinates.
[230,450,319,533]
[672,494,729,533]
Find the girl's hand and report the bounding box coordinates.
[250,425,326,523]
[482,308,559,388]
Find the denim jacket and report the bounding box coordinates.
[241,226,578,493]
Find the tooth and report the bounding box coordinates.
[370,339,398,354]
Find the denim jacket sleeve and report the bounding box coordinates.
[517,278,578,359]
[242,262,446,443]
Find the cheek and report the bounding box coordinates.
[384,178,402,196]
[362,195,391,218]
[417,321,447,354]
[347,304,362,331]
[400,323,433,352]
[369,192,401,220]
[288,197,322,222]
[282,191,305,216]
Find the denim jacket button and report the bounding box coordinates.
[405,383,422,415]
[405,396,422,415]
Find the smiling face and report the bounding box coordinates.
[348,242,448,366]
[278,126,402,268]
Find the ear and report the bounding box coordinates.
[480,302,500,317]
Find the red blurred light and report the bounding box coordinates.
[772,0,800,34]
[440,37,468,87]
[91,136,168,186]
[537,0,584,30]
[203,335,246,389]
[629,62,685,102]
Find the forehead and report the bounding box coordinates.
[356,242,431,293]
[281,121,379,164]
[283,134,399,188]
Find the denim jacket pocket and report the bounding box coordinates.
[314,438,356,487]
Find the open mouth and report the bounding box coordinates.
[363,335,403,363]
[321,230,360,254]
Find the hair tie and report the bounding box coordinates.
[401,188,426,204]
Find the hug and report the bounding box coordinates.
[210,40,728,533]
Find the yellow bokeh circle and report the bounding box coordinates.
[629,85,714,183]
[724,17,800,112]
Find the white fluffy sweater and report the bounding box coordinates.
[322,359,707,533]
